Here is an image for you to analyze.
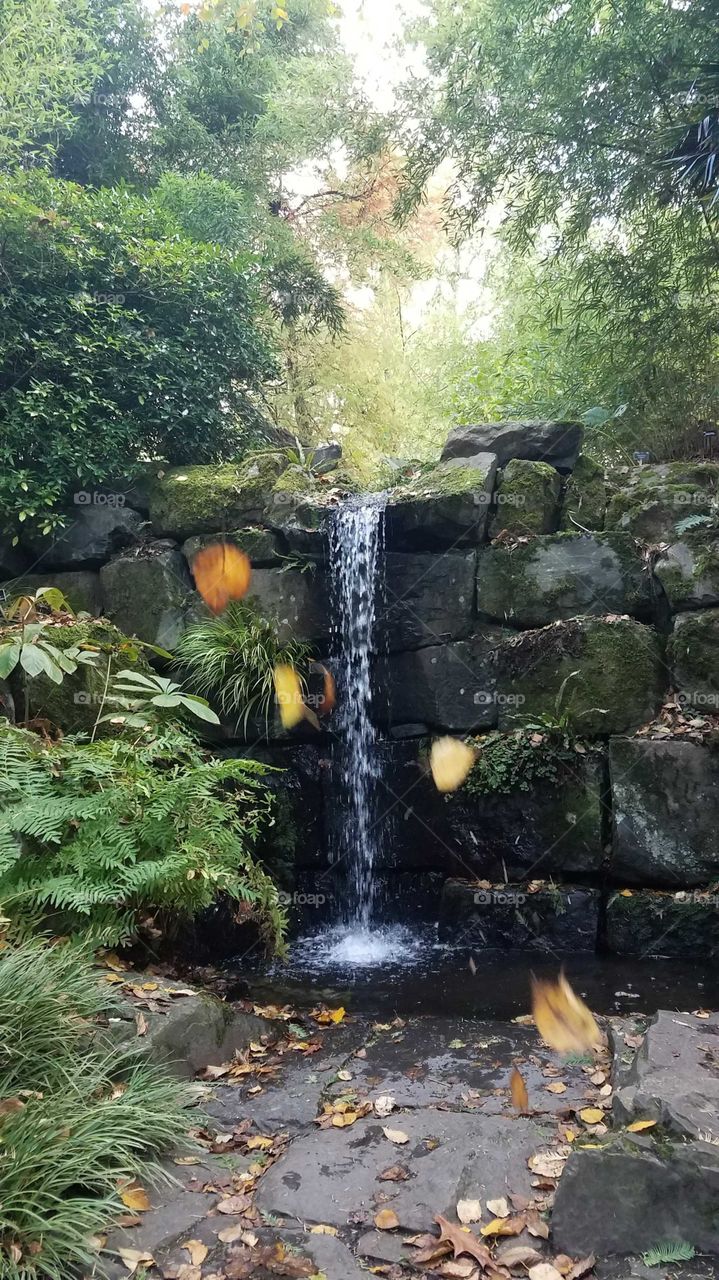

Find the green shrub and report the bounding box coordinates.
[173,600,312,734]
[465,729,577,797]
[0,940,190,1280]
[0,723,285,950]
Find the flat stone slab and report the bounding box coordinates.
[202,1048,355,1131]
[255,1108,552,1229]
[613,1009,719,1140]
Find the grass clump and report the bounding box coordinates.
[173,600,311,733]
[0,940,191,1280]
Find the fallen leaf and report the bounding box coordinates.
[525,1211,550,1240]
[337,1070,352,1082]
[117,1249,154,1276]
[177,1267,201,1280]
[498,1245,543,1269]
[531,972,602,1055]
[173,1156,202,1166]
[528,1151,567,1179]
[528,1265,563,1280]
[566,1255,596,1279]
[456,1198,482,1224]
[314,1005,346,1025]
[218,1224,246,1243]
[430,737,476,792]
[578,1108,604,1125]
[331,1110,358,1127]
[440,1261,478,1278]
[183,1240,208,1265]
[510,1068,529,1113]
[216,1193,251,1214]
[435,1215,492,1267]
[486,1198,510,1218]
[626,1119,656,1132]
[382,1126,409,1144]
[119,1183,150,1212]
[309,1224,338,1235]
[545,1081,567,1094]
[374,1095,396,1117]
[0,1097,25,1119]
[480,1217,525,1238]
[378,1164,410,1182]
[135,1011,147,1037]
[375,1209,400,1230]
[246,1134,274,1149]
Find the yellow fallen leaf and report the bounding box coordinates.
[374,1209,400,1230]
[429,736,475,792]
[331,1111,358,1127]
[117,1249,154,1276]
[480,1216,525,1237]
[183,1240,208,1265]
[104,973,124,984]
[531,971,602,1054]
[103,952,126,971]
[545,1081,567,1094]
[578,1108,605,1125]
[246,1135,274,1149]
[119,1183,150,1212]
[627,1119,657,1132]
[510,1067,529,1112]
[309,1224,338,1235]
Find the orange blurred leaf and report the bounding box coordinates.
[531,971,602,1054]
[192,542,251,614]
[510,1067,529,1112]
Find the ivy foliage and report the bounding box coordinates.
[0,722,286,949]
[464,730,579,798]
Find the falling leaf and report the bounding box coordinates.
[430,737,476,792]
[183,1240,208,1265]
[192,542,251,614]
[434,1215,493,1267]
[626,1119,656,1132]
[119,1183,150,1212]
[315,664,337,716]
[510,1068,529,1112]
[309,1224,338,1235]
[578,1108,604,1125]
[117,1249,154,1276]
[382,1126,409,1144]
[456,1199,482,1224]
[377,1164,410,1182]
[274,663,308,729]
[531,972,602,1054]
[374,1095,395,1117]
[375,1209,400,1230]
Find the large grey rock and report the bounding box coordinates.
[497,617,665,736]
[380,633,507,733]
[309,442,342,473]
[100,541,195,650]
[385,456,498,548]
[654,537,719,611]
[488,458,561,537]
[182,527,283,567]
[441,420,584,472]
[437,879,600,951]
[668,609,719,712]
[605,461,719,543]
[609,738,719,886]
[256,1109,551,1230]
[247,566,328,644]
[380,550,476,650]
[605,890,719,959]
[0,570,101,617]
[552,1143,719,1255]
[476,533,653,629]
[24,502,144,567]
[613,1009,719,1141]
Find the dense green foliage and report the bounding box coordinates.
[0,723,284,948]
[0,940,190,1280]
[174,600,312,732]
[465,730,577,797]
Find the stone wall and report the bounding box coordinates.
[3,422,719,958]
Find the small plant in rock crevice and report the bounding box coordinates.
[642,1241,696,1267]
[465,728,580,797]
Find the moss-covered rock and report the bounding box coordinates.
[667,608,719,711]
[145,453,290,540]
[605,889,719,957]
[100,541,195,650]
[497,616,665,736]
[182,527,283,567]
[488,458,561,537]
[654,535,719,611]
[559,455,606,530]
[605,461,719,542]
[7,619,149,733]
[384,455,498,548]
[476,532,653,628]
[0,571,101,617]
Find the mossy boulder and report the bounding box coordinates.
[605,461,719,542]
[476,532,653,629]
[144,453,290,540]
[0,571,101,617]
[182,527,283,568]
[7,619,150,733]
[609,737,719,886]
[654,534,719,611]
[559,454,606,530]
[667,608,719,712]
[497,616,665,735]
[488,458,561,537]
[384,455,498,548]
[605,889,719,958]
[100,541,195,650]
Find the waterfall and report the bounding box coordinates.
[328,496,386,931]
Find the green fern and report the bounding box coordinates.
[642,1241,696,1266]
[0,721,286,950]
